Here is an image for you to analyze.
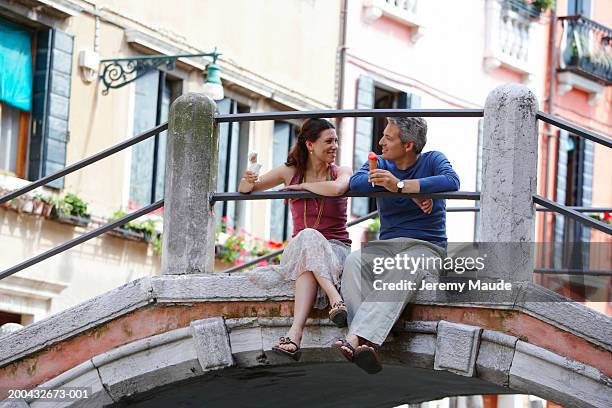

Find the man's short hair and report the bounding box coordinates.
[386,117,427,154]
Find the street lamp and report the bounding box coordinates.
[98,49,224,100]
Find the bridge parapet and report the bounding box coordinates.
[0,273,610,407]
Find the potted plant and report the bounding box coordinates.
[41,195,55,218]
[51,193,91,227]
[107,210,158,243]
[32,194,46,216]
[364,217,380,242]
[0,189,11,209]
[249,237,284,267]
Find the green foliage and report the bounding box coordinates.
[152,234,162,255]
[110,209,157,235]
[34,193,53,204]
[531,0,555,11]
[57,193,89,217]
[367,217,381,232]
[217,234,247,264]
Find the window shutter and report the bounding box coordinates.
[28,28,73,189]
[553,130,569,268]
[398,92,408,109]
[352,75,375,216]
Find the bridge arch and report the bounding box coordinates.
[0,274,609,407]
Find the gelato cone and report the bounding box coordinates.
[248,152,262,175]
[368,152,378,186]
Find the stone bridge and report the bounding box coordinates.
[1,85,611,408]
[0,273,610,407]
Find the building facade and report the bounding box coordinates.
[0,0,341,323]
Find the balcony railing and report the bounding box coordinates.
[484,0,535,80]
[558,15,612,85]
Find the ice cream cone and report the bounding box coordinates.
[368,152,377,187]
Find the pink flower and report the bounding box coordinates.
[240,249,248,256]
[232,243,239,250]
[221,216,228,222]
[227,226,235,233]
[256,260,269,266]
[234,259,245,265]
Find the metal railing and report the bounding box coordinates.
[1,107,610,281]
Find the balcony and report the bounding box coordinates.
[484,0,537,82]
[362,0,424,43]
[557,15,611,102]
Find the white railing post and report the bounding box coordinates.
[480,84,539,281]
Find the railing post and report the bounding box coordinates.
[480,84,538,282]
[162,93,218,275]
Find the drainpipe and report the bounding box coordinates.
[335,0,348,165]
[542,4,558,267]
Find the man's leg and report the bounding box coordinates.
[348,244,440,346]
[340,249,363,326]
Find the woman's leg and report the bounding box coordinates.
[277,271,317,352]
[310,273,343,306]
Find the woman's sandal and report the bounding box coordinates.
[329,300,348,328]
[353,344,383,374]
[333,338,355,362]
[271,336,302,361]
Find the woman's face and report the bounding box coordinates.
[308,129,338,164]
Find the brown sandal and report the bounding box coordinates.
[271,336,302,361]
[354,344,383,374]
[333,338,355,362]
[329,300,348,328]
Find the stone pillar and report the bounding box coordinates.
[162,93,218,275]
[480,84,538,282]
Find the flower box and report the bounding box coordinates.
[50,206,91,227]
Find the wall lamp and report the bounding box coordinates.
[98,49,224,100]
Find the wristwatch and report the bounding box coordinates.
[396,180,405,193]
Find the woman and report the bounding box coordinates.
[238,118,352,361]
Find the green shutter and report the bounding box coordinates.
[352,75,375,216]
[28,28,73,189]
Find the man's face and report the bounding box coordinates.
[379,123,412,160]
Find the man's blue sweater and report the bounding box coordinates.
[349,151,460,248]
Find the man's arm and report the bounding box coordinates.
[349,159,379,192]
[416,151,460,193]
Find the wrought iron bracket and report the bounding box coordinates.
[99,51,221,95]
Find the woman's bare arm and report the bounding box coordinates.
[238,165,292,193]
[285,166,352,196]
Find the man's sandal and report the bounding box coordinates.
[271,336,302,361]
[329,300,348,328]
[354,344,383,374]
[333,338,355,362]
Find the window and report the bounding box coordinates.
[0,18,33,179]
[553,131,593,268]
[567,0,592,16]
[0,19,72,187]
[129,71,182,208]
[215,98,250,230]
[352,75,420,216]
[269,121,296,242]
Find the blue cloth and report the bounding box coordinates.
[0,19,33,111]
[349,151,460,247]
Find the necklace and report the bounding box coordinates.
[302,165,332,229]
[304,198,324,229]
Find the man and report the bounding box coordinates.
[335,116,460,374]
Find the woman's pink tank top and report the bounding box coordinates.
[288,165,351,245]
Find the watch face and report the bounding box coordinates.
[397,181,405,188]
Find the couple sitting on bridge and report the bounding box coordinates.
[238,116,460,374]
